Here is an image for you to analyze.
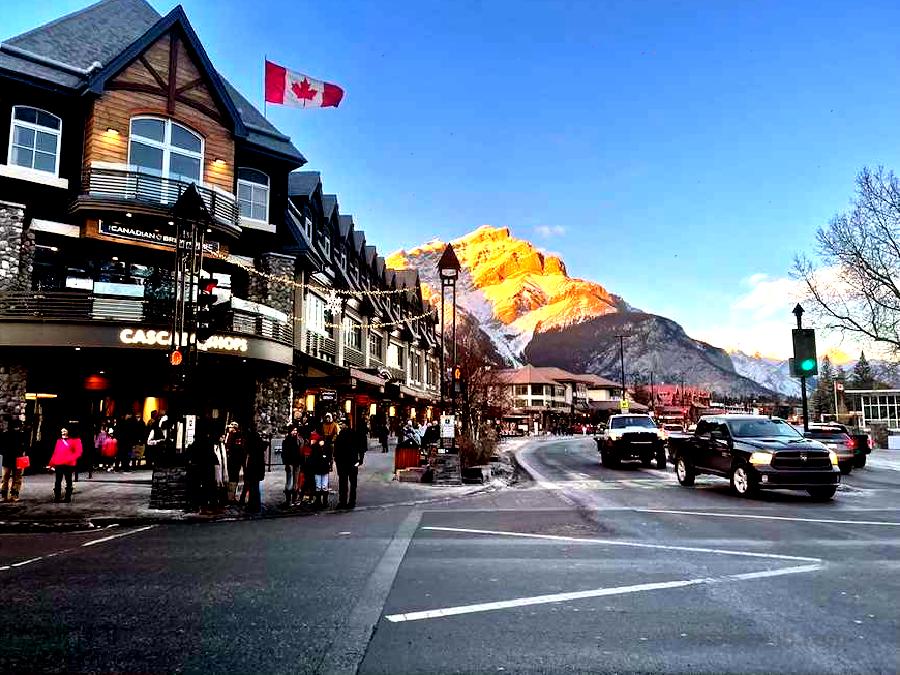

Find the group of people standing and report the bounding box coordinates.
[281,412,367,510]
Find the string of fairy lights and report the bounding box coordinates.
[210,253,438,331]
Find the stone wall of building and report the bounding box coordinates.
[253,371,293,438]
[0,364,27,420]
[0,200,30,292]
[248,253,295,317]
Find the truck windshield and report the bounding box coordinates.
[610,416,657,429]
[726,419,803,438]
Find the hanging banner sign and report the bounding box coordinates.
[440,414,455,439]
[319,389,337,402]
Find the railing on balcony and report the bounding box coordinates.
[0,290,292,345]
[306,332,336,363]
[80,167,240,232]
[387,365,406,382]
[343,346,365,368]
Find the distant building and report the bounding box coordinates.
[846,389,900,431]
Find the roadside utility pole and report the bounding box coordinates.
[616,335,628,402]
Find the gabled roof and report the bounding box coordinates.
[87,6,245,138]
[3,0,159,78]
[338,215,354,239]
[288,171,321,198]
[495,366,559,386]
[578,373,621,388]
[392,269,420,291]
[352,230,366,253]
[0,0,304,164]
[364,245,378,267]
[322,195,338,220]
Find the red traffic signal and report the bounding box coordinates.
[169,349,183,366]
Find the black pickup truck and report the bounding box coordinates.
[668,414,841,500]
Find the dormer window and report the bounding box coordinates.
[9,106,61,175]
[302,210,313,241]
[237,167,269,223]
[337,247,347,271]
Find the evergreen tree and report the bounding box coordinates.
[849,351,875,390]
[812,356,835,419]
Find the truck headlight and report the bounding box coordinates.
[657,430,668,441]
[829,450,839,467]
[607,431,623,441]
[749,451,773,466]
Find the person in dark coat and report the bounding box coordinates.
[334,418,366,509]
[0,417,27,502]
[244,429,267,514]
[281,426,301,506]
[377,421,389,453]
[188,420,218,513]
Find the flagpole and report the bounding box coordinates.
[263,54,268,119]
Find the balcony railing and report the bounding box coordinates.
[343,346,365,368]
[387,365,406,382]
[79,167,240,232]
[306,332,336,363]
[0,290,292,345]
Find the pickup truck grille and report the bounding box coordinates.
[623,432,658,443]
[772,451,831,470]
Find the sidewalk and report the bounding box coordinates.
[0,439,508,531]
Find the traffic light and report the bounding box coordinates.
[791,328,818,376]
[169,348,184,367]
[452,366,462,395]
[196,278,219,343]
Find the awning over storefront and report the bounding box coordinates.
[588,400,649,413]
[350,368,387,389]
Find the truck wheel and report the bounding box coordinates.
[603,451,620,469]
[675,456,695,486]
[839,461,853,475]
[807,486,837,501]
[656,448,667,470]
[640,454,652,468]
[731,463,757,497]
[854,455,867,469]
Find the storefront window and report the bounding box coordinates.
[369,332,384,360]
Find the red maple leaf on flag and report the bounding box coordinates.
[291,78,318,101]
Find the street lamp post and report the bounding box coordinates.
[616,335,629,404]
[437,243,461,412]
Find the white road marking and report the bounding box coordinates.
[421,526,822,562]
[385,563,822,623]
[81,525,156,547]
[1,526,157,574]
[636,509,900,527]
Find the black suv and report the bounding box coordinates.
[669,415,841,500]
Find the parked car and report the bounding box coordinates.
[802,425,858,474]
[595,414,667,469]
[669,415,841,500]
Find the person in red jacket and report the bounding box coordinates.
[49,427,83,503]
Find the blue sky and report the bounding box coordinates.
[6,0,900,359]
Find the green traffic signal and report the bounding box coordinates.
[800,358,816,372]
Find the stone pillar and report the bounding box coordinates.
[0,200,31,292]
[0,364,27,420]
[249,252,295,316]
[253,372,293,438]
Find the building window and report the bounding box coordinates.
[554,385,566,398]
[514,384,529,397]
[387,342,404,369]
[320,226,331,257]
[342,316,362,350]
[128,117,203,183]
[8,106,61,174]
[304,293,330,336]
[302,212,313,241]
[369,332,384,361]
[337,247,347,271]
[411,352,422,382]
[237,167,269,222]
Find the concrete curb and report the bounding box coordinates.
[0,470,521,534]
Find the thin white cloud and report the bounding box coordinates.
[535,225,566,238]
[690,269,878,360]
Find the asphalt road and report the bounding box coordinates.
[1,437,897,674]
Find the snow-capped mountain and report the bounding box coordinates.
[387,225,629,364]
[729,352,800,397]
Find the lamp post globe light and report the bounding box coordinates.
[437,243,461,413]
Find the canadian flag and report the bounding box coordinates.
[265,60,344,109]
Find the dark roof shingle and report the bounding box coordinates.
[288,171,321,198]
[322,195,338,220]
[338,215,353,239]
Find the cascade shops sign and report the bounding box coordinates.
[119,328,248,353]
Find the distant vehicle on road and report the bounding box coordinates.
[596,414,667,470]
[801,425,862,474]
[669,415,841,500]
[661,423,685,433]
[802,423,872,469]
